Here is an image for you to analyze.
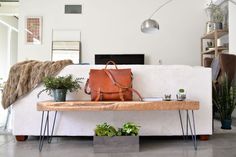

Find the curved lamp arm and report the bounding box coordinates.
[148,0,173,19]
[141,0,173,33]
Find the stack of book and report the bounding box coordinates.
[142,97,163,102]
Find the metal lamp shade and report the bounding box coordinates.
[141,19,159,33]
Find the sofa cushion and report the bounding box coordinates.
[220,53,236,84]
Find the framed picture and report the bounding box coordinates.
[25,16,42,44]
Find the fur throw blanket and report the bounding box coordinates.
[2,60,73,109]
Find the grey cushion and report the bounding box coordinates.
[210,57,220,81]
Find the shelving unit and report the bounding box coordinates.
[201,29,228,66]
[201,47,228,54]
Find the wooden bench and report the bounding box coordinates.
[37,100,200,151]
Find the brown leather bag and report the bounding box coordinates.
[84,61,142,101]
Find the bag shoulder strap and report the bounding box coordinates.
[104,70,143,101]
[84,79,91,94]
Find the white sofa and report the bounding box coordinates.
[12,65,212,136]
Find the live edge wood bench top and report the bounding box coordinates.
[37,100,200,112]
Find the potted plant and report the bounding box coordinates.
[94,122,140,153]
[176,88,186,101]
[38,75,82,102]
[207,3,224,30]
[213,74,236,129]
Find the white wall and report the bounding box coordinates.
[229,1,236,54]
[0,2,18,16]
[0,16,18,79]
[0,16,18,29]
[18,0,207,65]
[0,22,9,126]
[0,16,18,127]
[10,30,18,65]
[0,23,8,79]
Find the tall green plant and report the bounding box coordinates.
[213,74,236,120]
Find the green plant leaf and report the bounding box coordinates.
[213,73,236,120]
[122,122,140,136]
[37,75,83,98]
[94,122,141,136]
[94,123,117,137]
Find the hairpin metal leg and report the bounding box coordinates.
[192,110,197,150]
[39,111,44,150]
[4,107,11,130]
[186,110,189,139]
[39,111,49,152]
[178,110,185,140]
[187,110,197,150]
[47,112,50,142]
[48,111,57,144]
[187,111,194,145]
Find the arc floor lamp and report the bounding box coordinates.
[141,0,173,33]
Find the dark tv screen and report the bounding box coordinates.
[95,54,145,65]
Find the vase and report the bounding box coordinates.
[176,93,186,101]
[53,89,67,102]
[214,22,223,30]
[221,119,232,130]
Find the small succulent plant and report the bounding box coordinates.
[95,122,141,136]
[179,89,185,93]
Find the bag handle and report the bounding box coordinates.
[105,60,118,69]
[104,70,143,101]
[84,79,91,94]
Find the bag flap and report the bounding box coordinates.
[89,69,132,92]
